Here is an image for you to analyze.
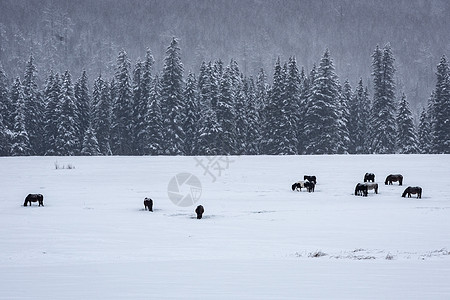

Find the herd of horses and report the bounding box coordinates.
[291,173,423,199]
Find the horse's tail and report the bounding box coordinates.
[385,177,389,185]
[354,184,359,195]
[402,189,407,197]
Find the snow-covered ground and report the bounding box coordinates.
[1,154,449,299]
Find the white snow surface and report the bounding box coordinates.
[0,154,449,299]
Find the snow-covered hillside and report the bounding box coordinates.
[1,155,449,299]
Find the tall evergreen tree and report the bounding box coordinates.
[0,64,11,155]
[348,78,370,154]
[10,77,31,156]
[131,59,143,154]
[74,70,90,153]
[337,80,351,153]
[160,38,185,155]
[43,72,61,155]
[216,66,236,154]
[431,55,450,153]
[369,44,397,153]
[145,76,164,155]
[22,54,44,154]
[418,106,432,154]
[55,71,79,155]
[183,72,200,156]
[92,75,112,155]
[81,122,101,156]
[396,93,419,153]
[111,49,133,155]
[304,50,341,154]
[243,76,260,155]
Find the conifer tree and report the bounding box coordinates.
[418,106,432,154]
[431,55,450,153]
[111,49,133,155]
[55,71,79,155]
[243,76,260,155]
[131,59,142,154]
[183,72,200,156]
[10,77,31,156]
[92,75,112,155]
[369,44,397,153]
[0,64,12,130]
[145,76,164,155]
[74,70,90,153]
[81,122,101,156]
[337,80,351,153]
[304,50,341,154]
[348,78,370,153]
[396,93,419,153]
[160,38,185,155]
[216,66,236,154]
[43,72,61,155]
[23,54,44,154]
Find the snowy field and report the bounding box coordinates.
[0,154,449,299]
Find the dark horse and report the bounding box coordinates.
[402,186,422,199]
[364,173,375,182]
[24,194,44,206]
[385,174,403,185]
[304,181,315,193]
[144,198,153,211]
[195,205,204,219]
[354,183,368,197]
[304,175,317,184]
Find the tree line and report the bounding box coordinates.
[0,38,449,156]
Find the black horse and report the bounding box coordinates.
[354,183,368,197]
[304,181,315,193]
[144,198,153,211]
[195,205,204,219]
[304,175,317,184]
[292,181,305,192]
[402,186,422,199]
[364,173,375,182]
[24,194,44,206]
[385,174,403,185]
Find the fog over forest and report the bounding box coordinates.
[0,0,449,113]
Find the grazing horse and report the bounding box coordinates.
[402,186,422,199]
[195,205,204,219]
[385,174,403,185]
[304,175,317,184]
[364,173,375,182]
[364,182,378,194]
[354,183,368,197]
[23,194,44,206]
[292,181,306,192]
[143,198,153,211]
[304,181,315,193]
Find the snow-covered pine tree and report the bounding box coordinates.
[243,76,260,155]
[304,50,341,154]
[92,75,112,155]
[369,44,397,154]
[160,38,185,155]
[255,68,268,153]
[418,106,432,154]
[81,122,101,156]
[55,70,79,155]
[145,76,164,155]
[234,74,248,155]
[337,79,351,154]
[216,66,236,155]
[74,70,90,153]
[396,93,419,153]
[183,72,200,156]
[134,49,154,155]
[348,78,370,154]
[431,55,450,153]
[261,57,283,155]
[296,67,309,154]
[43,72,61,155]
[0,64,11,155]
[10,77,31,156]
[22,54,44,155]
[279,56,300,155]
[131,59,142,154]
[111,49,133,155]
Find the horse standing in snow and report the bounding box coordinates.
[292,181,306,192]
[195,205,204,219]
[364,182,378,194]
[303,175,317,184]
[23,194,44,206]
[144,198,153,211]
[354,183,368,197]
[402,186,422,199]
[364,173,375,182]
[385,174,403,185]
